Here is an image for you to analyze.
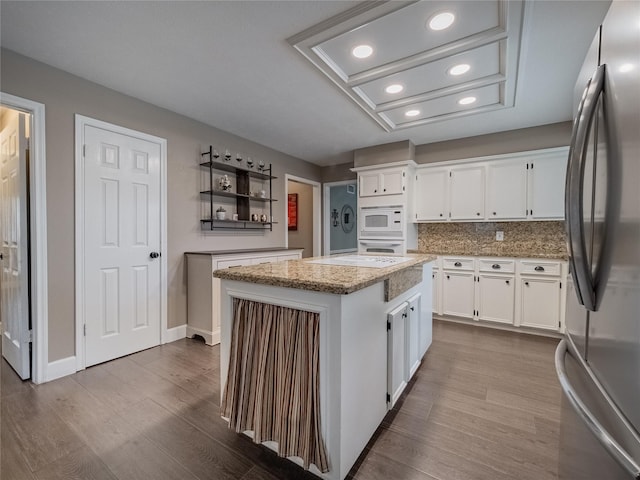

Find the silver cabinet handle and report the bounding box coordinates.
[555,340,640,478]
[565,64,606,312]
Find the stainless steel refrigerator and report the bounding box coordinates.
[556,0,640,478]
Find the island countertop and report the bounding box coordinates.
[213,253,437,295]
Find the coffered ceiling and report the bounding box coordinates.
[0,1,611,166]
[289,0,522,131]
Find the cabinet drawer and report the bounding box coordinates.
[519,260,561,276]
[215,258,254,270]
[478,258,515,273]
[442,257,475,271]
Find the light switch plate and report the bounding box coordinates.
[496,231,504,241]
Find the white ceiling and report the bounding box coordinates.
[0,1,610,166]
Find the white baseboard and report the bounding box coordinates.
[164,324,187,343]
[186,325,219,346]
[46,356,77,382]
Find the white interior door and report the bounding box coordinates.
[0,109,31,379]
[82,124,162,367]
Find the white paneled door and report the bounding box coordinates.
[82,124,162,367]
[0,110,31,379]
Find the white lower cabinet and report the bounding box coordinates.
[387,302,407,408]
[442,270,475,318]
[406,294,421,380]
[433,256,567,332]
[518,277,562,330]
[186,249,303,345]
[477,274,515,324]
[432,269,441,316]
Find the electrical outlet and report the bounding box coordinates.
[496,231,504,241]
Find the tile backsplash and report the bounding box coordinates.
[417,221,567,259]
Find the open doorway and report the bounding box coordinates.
[323,180,358,255]
[285,175,321,258]
[0,93,47,384]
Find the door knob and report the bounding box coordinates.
[150,252,161,259]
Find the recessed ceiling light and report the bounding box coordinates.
[448,64,470,76]
[428,12,455,31]
[619,63,634,73]
[405,109,421,117]
[385,84,404,94]
[458,96,477,105]
[352,44,373,59]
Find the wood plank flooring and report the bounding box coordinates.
[1,320,562,480]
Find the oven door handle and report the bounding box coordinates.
[359,240,403,246]
[555,340,640,479]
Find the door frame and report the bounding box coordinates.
[322,180,357,256]
[0,92,48,384]
[74,115,168,371]
[284,174,321,257]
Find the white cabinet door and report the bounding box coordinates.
[387,302,408,408]
[528,154,567,219]
[450,165,485,220]
[381,169,405,195]
[406,294,421,380]
[415,168,448,221]
[478,274,515,324]
[442,271,475,318]
[519,277,561,330]
[486,159,528,220]
[432,269,441,315]
[359,172,381,197]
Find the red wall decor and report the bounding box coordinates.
[288,193,298,231]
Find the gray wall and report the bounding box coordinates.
[415,122,572,163]
[1,49,322,361]
[287,180,313,258]
[321,162,356,183]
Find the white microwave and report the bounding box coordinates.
[359,206,404,239]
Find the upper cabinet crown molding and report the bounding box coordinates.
[351,159,417,173]
[414,146,569,170]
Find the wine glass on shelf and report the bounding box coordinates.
[236,152,243,166]
[258,160,265,171]
[212,149,220,161]
[224,149,231,162]
[246,157,254,169]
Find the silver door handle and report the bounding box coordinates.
[555,340,640,478]
[565,64,606,312]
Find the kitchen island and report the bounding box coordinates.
[214,253,435,479]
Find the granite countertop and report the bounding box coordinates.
[408,249,568,260]
[185,247,302,256]
[213,254,437,295]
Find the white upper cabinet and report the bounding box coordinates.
[486,159,528,220]
[415,168,448,221]
[449,165,485,220]
[359,168,405,197]
[412,147,568,223]
[528,152,568,219]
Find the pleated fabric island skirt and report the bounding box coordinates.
[221,298,329,473]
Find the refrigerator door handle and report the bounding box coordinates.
[555,340,640,479]
[565,64,606,311]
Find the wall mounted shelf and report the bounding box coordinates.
[200,146,277,231]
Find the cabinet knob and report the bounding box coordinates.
[374,189,377,193]
[383,188,387,192]
[506,280,510,285]
[439,213,443,217]
[525,281,529,286]
[534,266,545,272]
[476,212,481,216]
[446,275,450,279]
[492,264,501,269]
[410,307,415,311]
[454,262,462,267]
[493,212,497,215]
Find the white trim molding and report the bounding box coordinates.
[285,174,322,257]
[46,356,76,383]
[0,92,48,384]
[165,324,188,344]
[74,115,168,371]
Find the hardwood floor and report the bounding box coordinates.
[1,320,562,480]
